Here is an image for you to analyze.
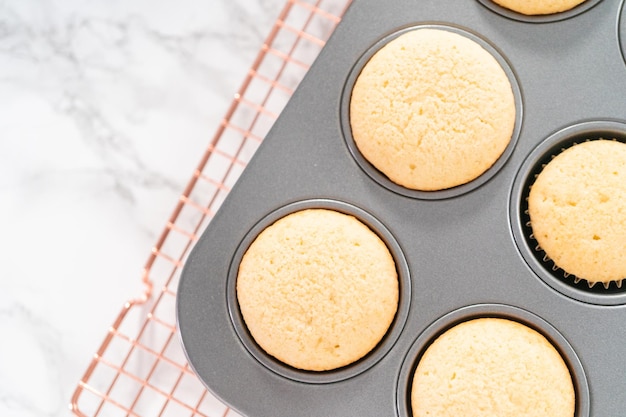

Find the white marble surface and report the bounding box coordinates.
[0,0,288,415]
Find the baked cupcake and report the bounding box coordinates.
[411,318,575,417]
[491,0,587,15]
[349,28,516,191]
[528,139,626,287]
[236,208,398,371]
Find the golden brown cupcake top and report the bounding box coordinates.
[237,209,398,371]
[350,28,515,191]
[528,140,626,285]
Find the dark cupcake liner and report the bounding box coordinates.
[510,120,626,305]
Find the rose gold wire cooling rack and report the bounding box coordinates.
[70,1,352,416]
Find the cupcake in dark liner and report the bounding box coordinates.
[525,138,626,291]
[396,304,589,417]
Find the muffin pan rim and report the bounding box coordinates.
[617,0,626,65]
[225,198,412,384]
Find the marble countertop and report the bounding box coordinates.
[0,1,290,415]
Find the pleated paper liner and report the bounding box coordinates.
[512,120,626,305]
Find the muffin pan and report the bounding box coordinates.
[177,1,626,416]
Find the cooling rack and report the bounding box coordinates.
[70,1,352,416]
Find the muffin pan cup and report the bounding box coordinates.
[396,304,589,417]
[340,23,524,200]
[511,120,626,304]
[177,0,626,416]
[226,199,412,384]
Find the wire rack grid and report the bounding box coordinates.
[70,1,352,416]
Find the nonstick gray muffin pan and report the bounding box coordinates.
[177,0,626,416]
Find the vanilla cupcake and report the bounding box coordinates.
[349,28,515,191]
[411,318,575,417]
[528,139,626,287]
[236,209,398,371]
[491,0,587,15]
